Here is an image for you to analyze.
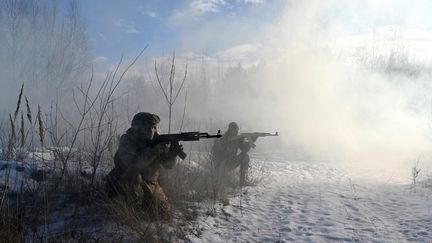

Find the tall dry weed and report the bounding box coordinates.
[14,83,24,121]
[8,114,15,143]
[37,105,44,146]
[25,96,32,124]
[20,112,24,147]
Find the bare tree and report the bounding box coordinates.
[0,0,90,111]
[84,48,147,185]
[154,53,188,133]
[44,48,147,187]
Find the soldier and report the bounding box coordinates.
[105,112,183,221]
[211,122,255,186]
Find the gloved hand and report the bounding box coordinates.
[239,142,252,152]
[168,142,184,158]
[151,143,170,155]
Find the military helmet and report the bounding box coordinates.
[228,122,239,130]
[131,112,160,126]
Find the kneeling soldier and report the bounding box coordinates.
[105,112,182,221]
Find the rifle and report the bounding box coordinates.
[149,131,222,160]
[230,132,278,148]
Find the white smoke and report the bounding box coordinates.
[160,0,432,182]
[226,0,432,181]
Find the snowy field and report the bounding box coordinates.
[2,151,432,242]
[189,158,432,242]
[0,148,94,193]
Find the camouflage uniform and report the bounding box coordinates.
[105,113,177,221]
[211,122,251,185]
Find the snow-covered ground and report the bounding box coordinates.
[2,150,432,242]
[190,159,432,242]
[0,148,102,193]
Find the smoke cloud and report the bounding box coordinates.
[173,0,432,182]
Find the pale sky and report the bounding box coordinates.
[78,0,432,66]
[80,0,278,63]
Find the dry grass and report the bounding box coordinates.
[0,137,268,241]
[14,83,24,121]
[0,60,271,242]
[37,105,44,147]
[25,96,32,124]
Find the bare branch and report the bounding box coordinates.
[155,59,170,104]
[112,45,148,93]
[169,52,176,104]
[179,91,188,132]
[173,63,188,104]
